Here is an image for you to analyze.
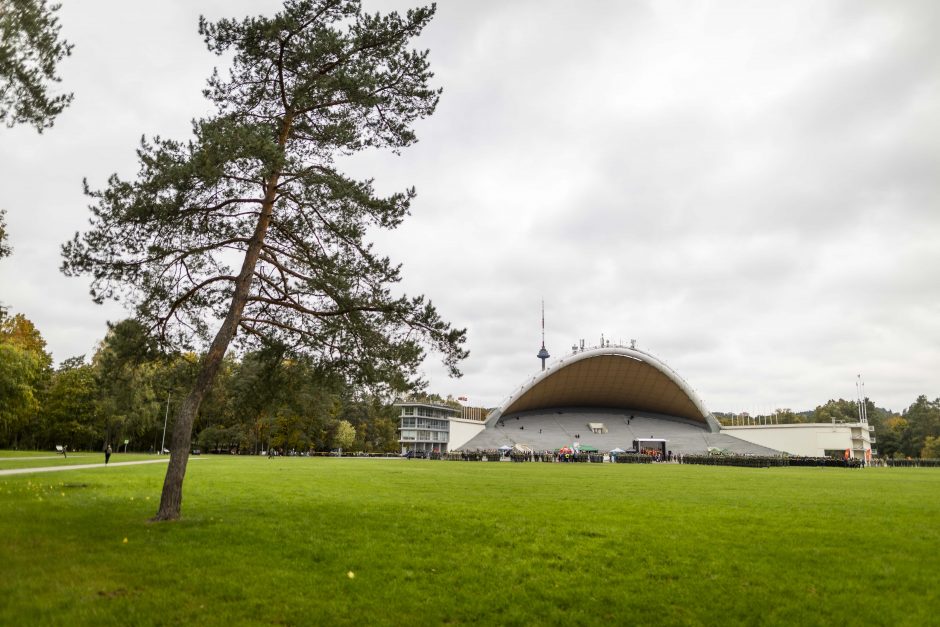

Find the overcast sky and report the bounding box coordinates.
[2,0,938,414]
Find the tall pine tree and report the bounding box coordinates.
[62,0,466,521]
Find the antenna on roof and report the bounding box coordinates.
[536,299,550,371]
[856,374,869,423]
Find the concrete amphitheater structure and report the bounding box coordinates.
[458,346,779,455]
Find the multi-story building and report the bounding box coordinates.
[396,401,486,455]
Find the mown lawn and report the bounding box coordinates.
[1,457,937,626]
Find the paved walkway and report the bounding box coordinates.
[0,458,175,477]
[0,455,95,461]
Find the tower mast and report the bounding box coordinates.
[537,299,550,371]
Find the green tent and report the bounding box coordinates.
[578,445,598,452]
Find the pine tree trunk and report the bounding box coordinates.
[151,342,228,520]
[151,118,292,522]
[151,253,265,520]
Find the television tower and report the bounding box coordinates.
[536,299,550,371]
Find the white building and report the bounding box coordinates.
[721,421,875,459]
[395,401,486,454]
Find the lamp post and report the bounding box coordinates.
[161,392,170,454]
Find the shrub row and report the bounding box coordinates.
[679,455,865,468]
[885,458,940,468]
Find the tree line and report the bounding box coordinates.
[0,313,401,455]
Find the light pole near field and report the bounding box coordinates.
[161,392,170,454]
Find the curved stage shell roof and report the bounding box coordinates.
[489,346,719,432]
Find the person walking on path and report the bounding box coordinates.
[105,444,112,465]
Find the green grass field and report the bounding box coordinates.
[2,457,938,626]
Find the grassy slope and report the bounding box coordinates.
[1,458,938,626]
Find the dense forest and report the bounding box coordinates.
[2,310,939,458]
